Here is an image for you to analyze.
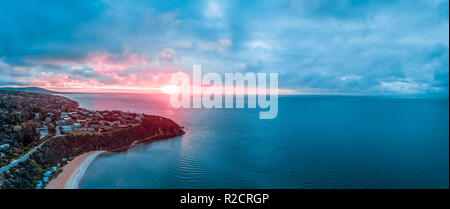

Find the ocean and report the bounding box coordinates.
[61,93,449,189]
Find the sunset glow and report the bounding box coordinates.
[0,0,447,97]
[160,85,180,95]
[0,0,448,193]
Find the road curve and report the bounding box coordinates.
[0,137,54,174]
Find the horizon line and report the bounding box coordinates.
[1,85,448,98]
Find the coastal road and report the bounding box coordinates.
[0,136,55,174]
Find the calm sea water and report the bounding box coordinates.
[62,93,449,189]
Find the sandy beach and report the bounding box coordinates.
[46,151,105,189]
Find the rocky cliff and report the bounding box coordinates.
[0,115,185,189]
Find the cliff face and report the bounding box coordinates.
[0,115,185,189]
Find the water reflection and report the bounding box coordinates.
[62,93,449,189]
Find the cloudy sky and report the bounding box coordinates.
[0,0,448,95]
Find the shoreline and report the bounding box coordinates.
[0,91,185,189]
[46,151,105,189]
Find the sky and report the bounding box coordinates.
[0,0,448,96]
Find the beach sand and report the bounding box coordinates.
[46,151,105,189]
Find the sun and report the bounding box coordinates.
[160,84,180,94]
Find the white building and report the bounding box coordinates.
[60,112,68,118]
[37,125,49,139]
[40,131,48,139]
[0,144,10,151]
[62,126,72,132]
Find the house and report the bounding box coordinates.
[37,125,48,132]
[40,131,48,139]
[81,127,95,131]
[0,144,10,151]
[60,112,68,118]
[13,125,22,132]
[37,125,49,139]
[73,123,81,129]
[36,181,44,189]
[44,170,54,177]
[44,117,52,123]
[62,125,72,132]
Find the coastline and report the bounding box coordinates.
[0,91,185,189]
[46,151,106,189]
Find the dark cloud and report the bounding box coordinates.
[0,81,27,86]
[0,0,448,95]
[0,0,106,60]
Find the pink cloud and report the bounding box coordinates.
[27,51,190,92]
[31,65,184,93]
[71,66,83,70]
[160,48,176,59]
